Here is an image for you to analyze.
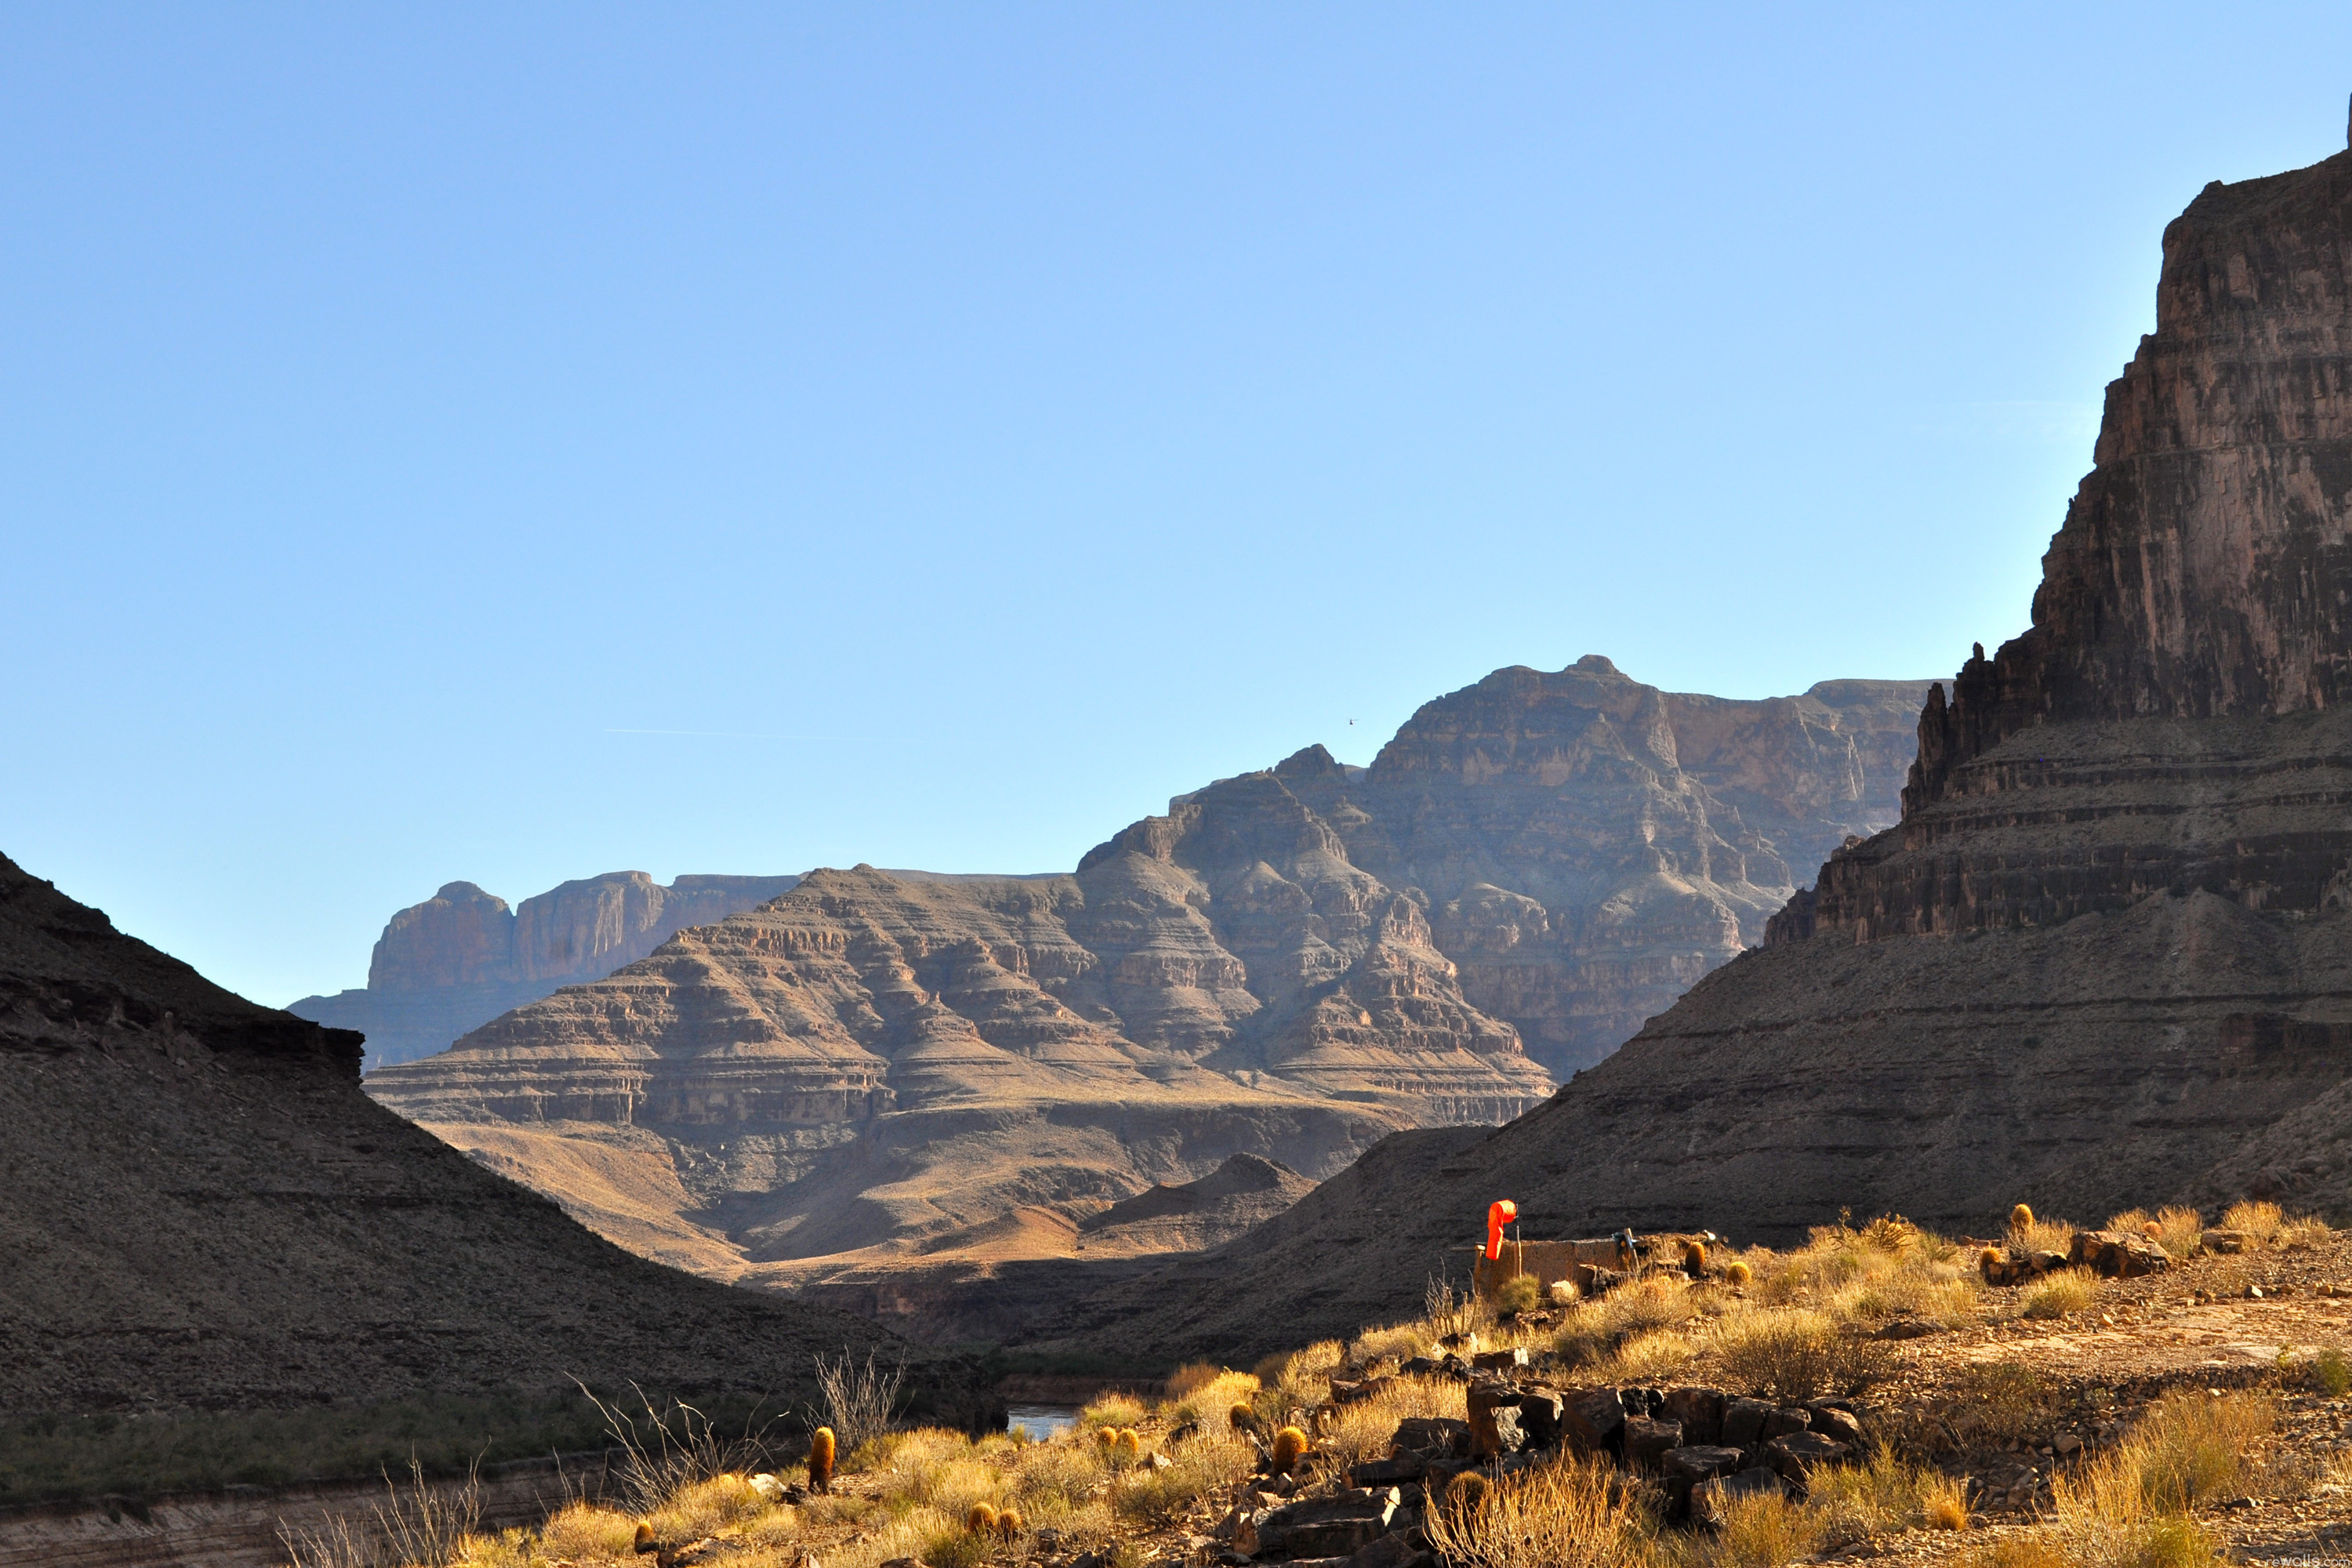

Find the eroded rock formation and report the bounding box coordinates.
[1026,139,2352,1368]
[291,871,798,1068]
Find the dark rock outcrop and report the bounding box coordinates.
[0,850,979,1421]
[1025,138,2352,1368]
[291,871,798,1069]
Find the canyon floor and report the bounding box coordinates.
[307,1208,2352,1568]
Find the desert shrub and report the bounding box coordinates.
[2315,1348,2352,1398]
[1422,1275,1486,1342]
[1838,1267,1977,1327]
[280,1456,483,1568]
[2022,1269,2101,1319]
[1423,1451,1651,1568]
[1943,1363,2061,1447]
[2012,1213,2078,1261]
[1080,1392,1147,1431]
[814,1350,906,1462]
[2110,1204,2219,1258]
[1348,1323,1425,1366]
[1112,1425,1252,1525]
[2220,1200,2283,1247]
[1555,1275,1693,1365]
[1320,1375,1467,1468]
[1983,1533,2074,1568]
[2149,1207,2205,1260]
[1494,1272,1544,1316]
[1708,1308,1889,1399]
[1167,1369,1259,1432]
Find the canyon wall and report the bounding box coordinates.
[291,871,797,1069]
[1028,141,2352,1368]
[365,666,1923,1338]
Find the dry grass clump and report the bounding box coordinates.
[2015,1389,2270,1568]
[1163,1363,1228,1400]
[2220,1200,2283,1247]
[1602,1328,1697,1385]
[1167,1369,1258,1431]
[2009,1210,2078,1261]
[1320,1375,1467,1468]
[2021,1268,2102,1319]
[1112,1424,1252,1526]
[1743,1217,1970,1331]
[1706,1308,1889,1400]
[1695,1488,1821,1568]
[2107,1207,2205,1260]
[1944,1363,2063,1447]
[1348,1323,1426,1366]
[1080,1391,1148,1430]
[1424,1451,1651,1568]
[1556,1275,1697,1367]
[1805,1446,1970,1546]
[1494,1272,1545,1316]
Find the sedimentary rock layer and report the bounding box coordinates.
[291,871,799,1068]
[0,850,979,1420]
[1029,140,2352,1368]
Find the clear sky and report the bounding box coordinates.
[8,5,2352,1007]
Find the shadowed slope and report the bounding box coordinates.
[0,850,985,1421]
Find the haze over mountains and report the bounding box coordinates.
[359,661,1928,1338]
[1033,139,2352,1366]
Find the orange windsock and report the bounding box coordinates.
[1485,1200,1517,1260]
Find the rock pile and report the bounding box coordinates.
[1214,1360,1871,1566]
[1979,1226,2176,1285]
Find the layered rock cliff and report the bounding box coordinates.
[365,664,1922,1338]
[1028,138,2352,1369]
[0,850,980,1423]
[291,871,797,1069]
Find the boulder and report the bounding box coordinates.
[1623,1416,1684,1470]
[1349,1455,1427,1486]
[1242,1489,1402,1559]
[1766,1432,1851,1484]
[1470,1347,1529,1372]
[1343,1537,1435,1568]
[1662,1387,1726,1445]
[1662,1444,1746,1504]
[1562,1386,1628,1451]
[1762,1406,1811,1439]
[2070,1229,2171,1279]
[2203,1229,2247,1256]
[1721,1397,1773,1448]
[1513,1388,1566,1447]
[1390,1417,1472,1464]
[1807,1405,1866,1448]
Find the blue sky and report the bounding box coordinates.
[7,4,2351,1005]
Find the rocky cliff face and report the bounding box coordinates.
[291,871,797,1069]
[1798,153,2352,946]
[0,850,981,1423]
[1028,142,2352,1368]
[1254,661,1927,1071]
